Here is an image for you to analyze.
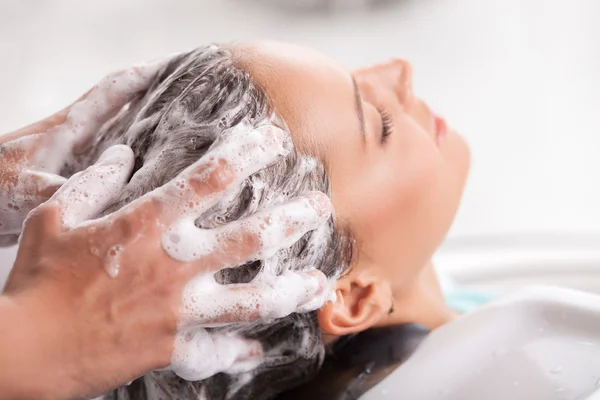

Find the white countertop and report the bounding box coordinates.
[1,0,600,286]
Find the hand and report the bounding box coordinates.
[2,123,332,399]
[0,57,170,244]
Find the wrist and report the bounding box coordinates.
[0,293,76,399]
[0,295,47,398]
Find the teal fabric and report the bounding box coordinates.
[445,290,496,313]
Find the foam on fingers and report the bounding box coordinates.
[0,168,67,235]
[32,56,174,173]
[178,269,329,328]
[66,59,171,141]
[50,145,135,228]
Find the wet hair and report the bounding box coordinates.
[62,45,354,400]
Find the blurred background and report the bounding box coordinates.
[1,0,600,292]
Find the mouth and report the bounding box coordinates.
[415,98,448,146]
[432,112,448,146]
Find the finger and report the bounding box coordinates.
[19,201,64,242]
[68,59,171,150]
[0,105,71,145]
[30,57,172,170]
[163,191,332,268]
[119,123,292,228]
[22,170,68,199]
[48,145,134,228]
[0,168,66,235]
[0,86,97,145]
[179,269,328,328]
[169,328,263,381]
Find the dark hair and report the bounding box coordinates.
[63,46,354,400]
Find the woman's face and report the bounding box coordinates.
[236,42,469,297]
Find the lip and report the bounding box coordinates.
[432,112,448,145]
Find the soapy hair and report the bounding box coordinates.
[62,46,353,400]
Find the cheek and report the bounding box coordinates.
[376,140,444,239]
[348,129,457,281]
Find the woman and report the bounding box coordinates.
[74,42,469,399]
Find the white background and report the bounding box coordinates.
[1,0,600,288]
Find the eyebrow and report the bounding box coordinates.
[352,77,366,139]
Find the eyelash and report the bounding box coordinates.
[378,107,394,143]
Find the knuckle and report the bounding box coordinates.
[110,213,144,240]
[121,197,161,228]
[23,202,62,234]
[143,196,163,216]
[188,159,234,197]
[31,201,60,221]
[219,230,259,262]
[112,216,137,239]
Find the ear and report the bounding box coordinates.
[318,270,392,336]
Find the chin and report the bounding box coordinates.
[445,129,471,187]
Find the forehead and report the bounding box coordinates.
[233,42,360,161]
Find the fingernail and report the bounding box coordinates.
[303,191,333,221]
[297,270,327,307]
[253,125,293,158]
[97,144,134,166]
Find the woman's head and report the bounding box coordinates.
[234,42,470,334]
[73,41,469,399]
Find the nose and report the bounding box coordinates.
[377,60,435,135]
[387,58,414,107]
[353,58,415,108]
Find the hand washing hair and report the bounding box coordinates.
[61,45,354,399]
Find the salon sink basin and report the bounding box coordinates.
[362,286,600,400]
[434,233,600,295]
[362,234,600,400]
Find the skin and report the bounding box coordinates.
[235,41,470,335]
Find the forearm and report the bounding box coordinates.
[0,295,72,399]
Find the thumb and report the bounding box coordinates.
[23,170,68,199]
[48,145,134,228]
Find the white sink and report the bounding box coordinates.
[363,285,600,400]
[435,233,600,295]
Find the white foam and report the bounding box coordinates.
[295,276,338,313]
[170,328,264,382]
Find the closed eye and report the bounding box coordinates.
[377,107,394,143]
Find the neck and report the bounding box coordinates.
[379,262,458,329]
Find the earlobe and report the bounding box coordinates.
[318,274,391,337]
